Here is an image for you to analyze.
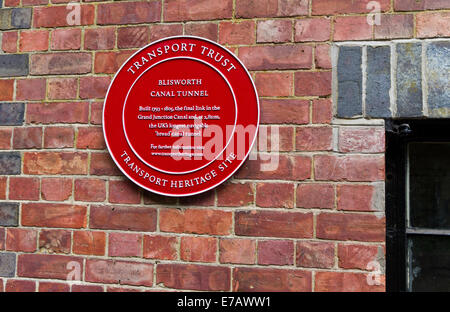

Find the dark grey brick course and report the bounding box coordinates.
[0,103,25,125]
[426,41,450,116]
[396,43,423,117]
[0,54,29,77]
[0,252,16,277]
[0,202,19,226]
[366,46,392,118]
[11,8,31,29]
[337,46,363,118]
[0,152,21,175]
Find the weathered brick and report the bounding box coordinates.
[314,155,385,182]
[296,183,335,209]
[316,213,385,242]
[239,45,312,70]
[0,54,28,77]
[219,238,255,264]
[5,279,35,292]
[315,271,384,292]
[0,79,13,100]
[84,27,115,50]
[338,243,381,270]
[0,177,6,199]
[31,53,91,75]
[426,42,450,116]
[294,71,331,96]
[27,102,89,124]
[149,24,183,41]
[22,203,87,228]
[160,208,232,235]
[235,210,313,238]
[18,254,82,280]
[23,152,88,175]
[33,5,94,27]
[9,177,40,200]
[233,267,311,291]
[257,19,292,43]
[95,50,135,74]
[19,30,48,52]
[179,190,215,206]
[73,231,105,256]
[185,23,218,42]
[6,228,36,252]
[0,203,19,226]
[38,282,69,292]
[0,152,21,175]
[51,28,81,50]
[258,125,294,152]
[374,14,414,39]
[312,98,332,124]
[41,178,72,201]
[157,264,230,291]
[312,0,390,15]
[337,184,384,212]
[296,241,334,269]
[108,180,140,204]
[165,0,232,21]
[108,232,142,257]
[395,0,450,11]
[278,0,309,16]
[258,240,294,265]
[396,43,423,117]
[217,182,254,207]
[44,127,74,149]
[296,126,332,151]
[90,205,157,232]
[143,190,178,206]
[90,102,103,125]
[11,8,32,29]
[71,284,104,292]
[337,46,362,117]
[117,26,149,49]
[86,259,152,286]
[294,17,331,42]
[12,127,42,149]
[143,235,178,260]
[1,31,18,53]
[0,252,15,277]
[219,20,255,45]
[0,130,11,150]
[76,127,106,149]
[98,1,161,25]
[366,46,391,117]
[315,44,331,69]
[256,183,294,208]
[74,178,106,202]
[236,0,277,18]
[255,72,292,97]
[38,229,71,254]
[48,77,77,100]
[79,76,110,100]
[339,127,385,153]
[260,99,309,124]
[90,152,122,176]
[16,78,45,101]
[334,16,372,41]
[180,236,216,263]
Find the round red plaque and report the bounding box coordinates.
[103,36,259,197]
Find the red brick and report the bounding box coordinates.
[6,228,37,252]
[179,190,215,206]
[233,267,311,291]
[27,102,89,124]
[117,26,149,49]
[4,0,20,6]
[16,79,46,101]
[149,24,183,41]
[239,45,312,70]
[297,183,335,209]
[86,259,153,287]
[337,184,380,212]
[74,178,106,202]
[312,0,390,15]
[95,50,135,74]
[0,178,7,200]
[255,72,293,97]
[315,271,384,292]
[164,0,232,21]
[295,18,331,42]
[23,152,88,175]
[217,182,254,207]
[109,232,142,257]
[79,76,111,100]
[312,98,332,123]
[416,12,450,38]
[0,130,11,150]
[143,235,178,260]
[316,213,385,242]
[160,208,232,235]
[219,20,255,45]
[51,28,81,51]
[260,99,309,124]
[22,203,87,229]
[256,183,294,208]
[258,125,294,152]
[90,102,103,125]
[38,229,71,254]
[48,78,77,100]
[22,0,48,5]
[108,180,140,204]
[98,1,161,25]
[90,152,122,176]
[0,80,14,101]
[9,177,40,201]
[219,238,255,264]
[13,127,42,149]
[44,127,74,149]
[73,231,106,256]
[31,53,92,75]
[39,282,70,292]
[314,155,385,181]
[296,126,332,151]
[258,240,294,265]
[71,284,104,292]
[157,264,230,291]
[296,241,335,268]
[295,71,331,96]
[41,178,72,201]
[339,127,385,153]
[236,0,278,18]
[181,236,216,263]
[185,23,218,42]
[84,27,115,50]
[90,205,157,232]
[315,44,331,69]
[34,5,95,27]
[143,191,178,206]
[395,0,450,11]
[257,19,292,43]
[18,254,83,280]
[76,127,106,149]
[5,280,36,292]
[235,210,313,238]
[278,0,309,16]
[338,243,380,270]
[107,286,142,292]
[374,14,414,39]
[19,30,49,52]
[334,16,373,41]
[1,31,18,53]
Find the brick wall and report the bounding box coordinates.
[0,0,449,292]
